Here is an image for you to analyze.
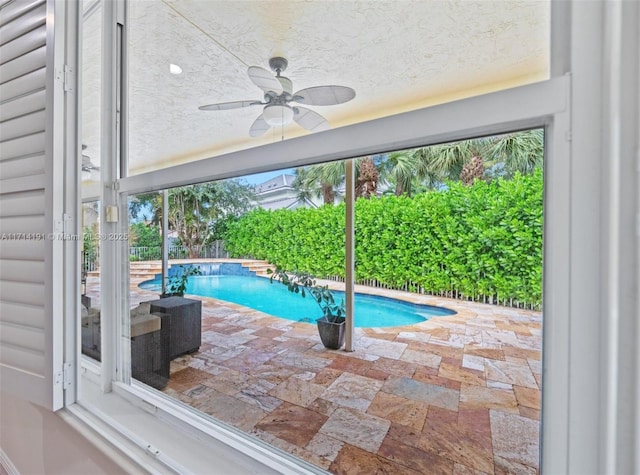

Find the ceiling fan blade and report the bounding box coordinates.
[82,155,100,171]
[249,114,270,137]
[199,100,261,111]
[293,85,355,106]
[293,106,330,133]
[248,66,283,94]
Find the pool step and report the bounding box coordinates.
[240,260,272,276]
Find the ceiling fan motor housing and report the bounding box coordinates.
[269,57,288,74]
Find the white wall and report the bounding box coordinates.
[0,392,128,474]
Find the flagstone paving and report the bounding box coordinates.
[86,271,542,474]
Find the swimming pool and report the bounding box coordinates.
[140,268,455,328]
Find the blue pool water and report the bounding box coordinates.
[141,270,455,328]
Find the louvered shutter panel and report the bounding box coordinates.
[0,0,64,411]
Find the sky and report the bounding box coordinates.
[241,168,295,186]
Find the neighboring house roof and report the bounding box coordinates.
[255,174,296,195]
[254,174,318,210]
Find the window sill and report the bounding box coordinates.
[73,370,325,474]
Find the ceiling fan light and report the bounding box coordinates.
[263,104,293,126]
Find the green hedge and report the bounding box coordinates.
[225,170,542,306]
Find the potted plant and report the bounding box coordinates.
[268,267,346,350]
[161,264,201,298]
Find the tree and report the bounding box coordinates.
[294,156,380,204]
[402,129,543,187]
[129,221,162,248]
[355,156,379,198]
[129,180,256,258]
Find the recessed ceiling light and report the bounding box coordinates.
[169,63,182,75]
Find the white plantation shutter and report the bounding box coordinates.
[0,0,71,411]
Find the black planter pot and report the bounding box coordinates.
[316,316,346,350]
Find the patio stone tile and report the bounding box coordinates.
[253,327,286,338]
[453,462,491,475]
[307,398,340,416]
[459,384,519,414]
[426,327,451,340]
[519,406,540,421]
[466,317,497,329]
[312,346,379,361]
[484,358,538,389]
[201,330,257,348]
[320,373,384,411]
[235,380,282,412]
[400,348,442,367]
[457,406,491,438]
[319,407,390,453]
[182,384,215,400]
[167,367,215,393]
[244,336,279,350]
[193,390,267,432]
[462,354,486,372]
[378,435,455,475]
[428,406,459,424]
[413,367,462,391]
[516,334,542,351]
[312,367,342,387]
[490,410,540,468]
[329,444,423,475]
[487,380,513,390]
[527,357,542,374]
[514,385,541,409]
[221,349,279,371]
[439,361,486,386]
[362,368,390,381]
[366,391,429,432]
[251,363,297,384]
[269,376,326,407]
[369,356,417,378]
[327,355,374,375]
[383,376,459,411]
[275,337,318,352]
[292,370,316,381]
[413,342,464,360]
[354,336,407,359]
[201,368,251,395]
[250,429,332,470]
[201,344,247,363]
[495,321,533,335]
[210,323,247,335]
[494,455,537,475]
[396,331,432,344]
[255,402,327,447]
[464,345,506,361]
[421,410,494,473]
[305,433,344,462]
[533,372,542,389]
[270,350,331,372]
[482,329,520,346]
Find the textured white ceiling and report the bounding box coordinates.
[81,0,550,177]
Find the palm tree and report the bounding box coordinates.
[383,151,416,196]
[484,129,544,178]
[296,157,382,204]
[355,156,379,198]
[413,139,486,183]
[408,129,543,186]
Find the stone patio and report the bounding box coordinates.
[88,270,542,474]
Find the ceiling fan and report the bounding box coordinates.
[198,57,355,137]
[81,144,99,180]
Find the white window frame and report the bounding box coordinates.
[67,1,640,474]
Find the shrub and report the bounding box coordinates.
[225,170,543,305]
